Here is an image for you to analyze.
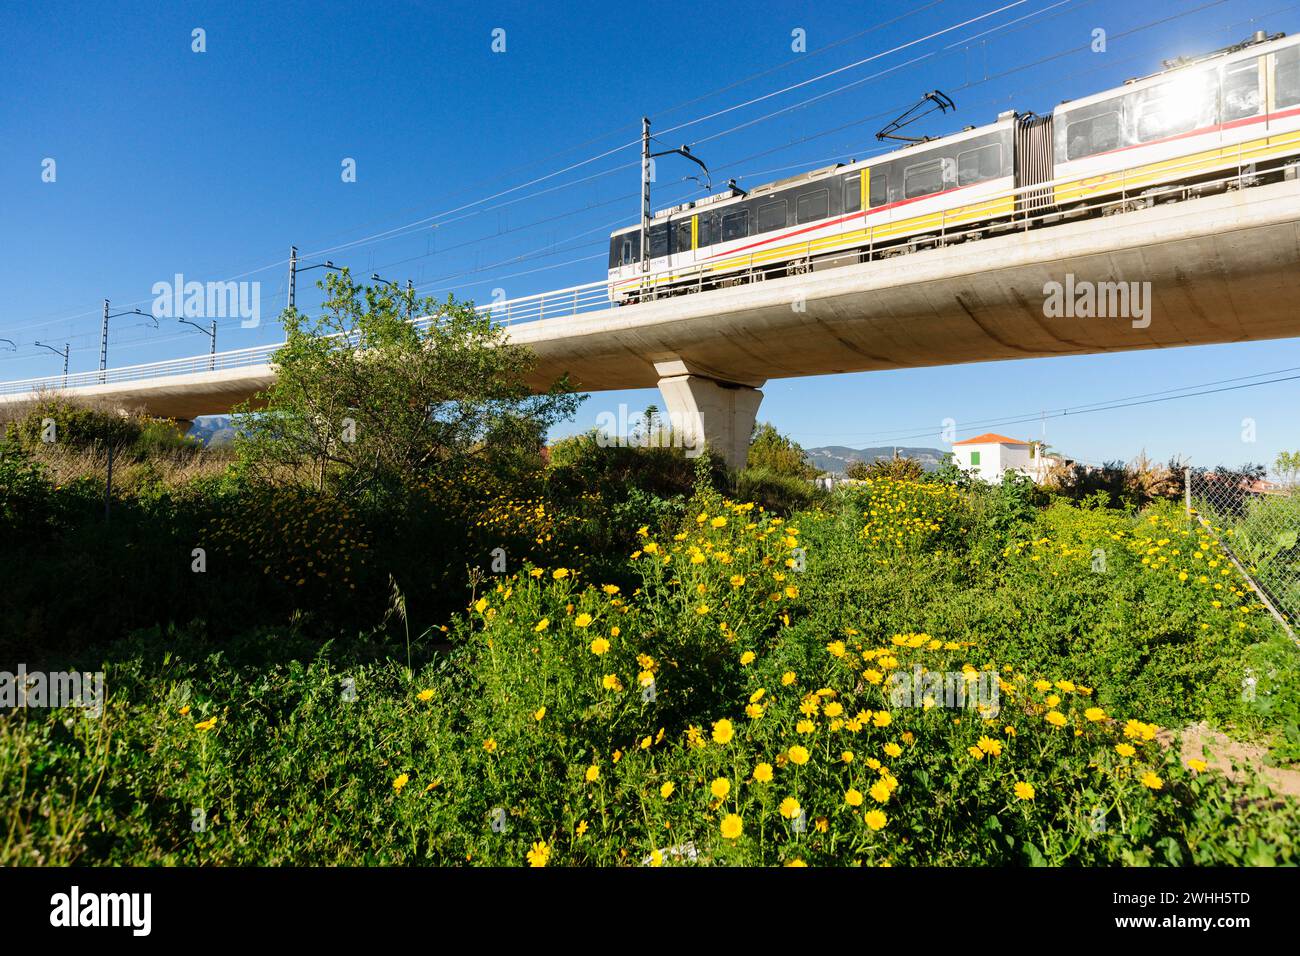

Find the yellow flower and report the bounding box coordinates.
[696,605,710,616]
[649,848,664,867]
[739,651,756,667]
[720,814,743,839]
[781,671,796,686]
[574,613,593,628]
[730,574,746,587]
[576,820,589,837]
[976,735,1002,757]
[483,737,498,752]
[585,765,600,783]
[1140,772,1164,791]
[745,703,764,719]
[1013,781,1036,801]
[787,745,810,765]
[1046,710,1067,728]
[527,840,550,867]
[749,688,766,704]
[417,689,434,702]
[711,516,727,529]
[841,751,854,764]
[863,809,887,831]
[392,773,409,794]
[883,742,902,758]
[533,618,549,633]
[845,788,864,807]
[602,584,620,595]
[785,858,807,867]
[1114,742,1136,758]
[1084,707,1105,722]
[474,597,488,613]
[779,797,801,819]
[660,781,675,799]
[869,780,891,804]
[826,640,846,658]
[873,711,891,728]
[194,717,218,732]
[553,568,570,579]
[178,705,191,716]
[589,637,610,656]
[1188,759,1208,773]
[753,762,773,783]
[797,719,816,735]
[712,719,735,745]
[533,706,546,722]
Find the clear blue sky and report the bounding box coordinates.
[2,0,1298,471]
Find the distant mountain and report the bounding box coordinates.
[804,445,947,476]
[188,415,238,448]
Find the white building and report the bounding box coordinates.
[951,433,1054,482]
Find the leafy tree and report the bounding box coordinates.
[746,422,820,479]
[234,271,582,501]
[1275,450,1300,487]
[846,455,924,481]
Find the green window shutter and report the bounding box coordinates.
[970,451,981,466]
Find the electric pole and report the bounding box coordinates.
[638,118,712,296]
[99,299,152,382]
[288,246,341,312]
[33,341,70,385]
[641,117,651,285]
[179,317,217,369]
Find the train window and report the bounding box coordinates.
[903,157,957,199]
[1223,58,1262,121]
[721,209,749,242]
[621,237,634,266]
[1065,110,1120,160]
[675,219,693,254]
[843,174,861,213]
[957,143,1004,186]
[695,213,712,247]
[1131,75,1215,143]
[649,223,668,259]
[869,170,889,207]
[1276,45,1300,108]
[756,199,788,233]
[796,189,829,224]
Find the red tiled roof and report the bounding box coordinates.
[952,433,1029,446]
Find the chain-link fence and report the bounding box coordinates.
[1186,469,1299,638]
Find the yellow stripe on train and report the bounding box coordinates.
[1054,130,1300,204]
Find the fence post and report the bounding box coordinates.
[1184,467,1192,520]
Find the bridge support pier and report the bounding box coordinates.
[655,361,764,470]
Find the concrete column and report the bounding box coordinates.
[654,360,764,470]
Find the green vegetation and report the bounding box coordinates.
[2,277,1298,866]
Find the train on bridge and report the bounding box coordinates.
[608,30,1300,303]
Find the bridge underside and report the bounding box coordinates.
[6,180,1300,467]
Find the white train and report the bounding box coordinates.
[608,30,1300,303]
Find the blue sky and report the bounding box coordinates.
[2,0,1298,471]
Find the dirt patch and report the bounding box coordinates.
[1160,722,1300,799]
